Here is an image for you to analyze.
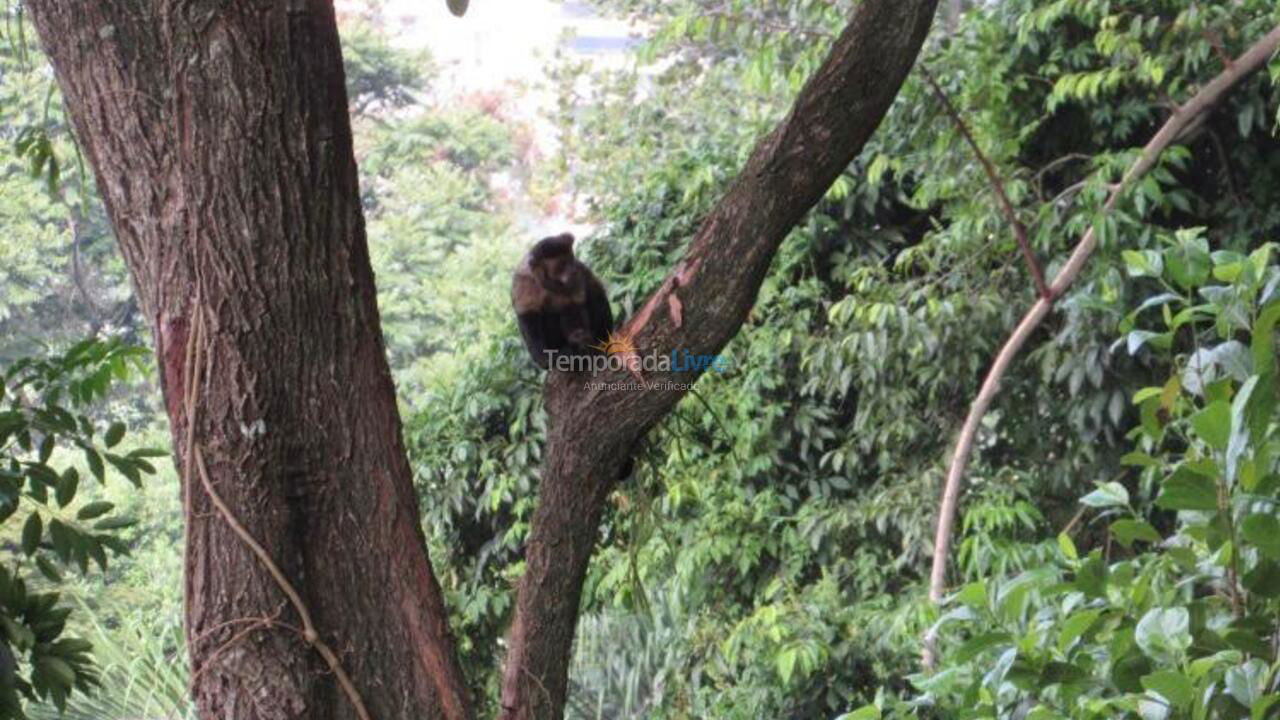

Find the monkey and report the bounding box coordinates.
[511,233,614,370]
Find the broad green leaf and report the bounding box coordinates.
[1142,669,1193,708]
[1135,607,1191,663]
[1075,555,1107,598]
[1080,481,1129,508]
[1253,694,1280,720]
[1189,650,1241,680]
[35,656,76,687]
[1123,249,1163,277]
[953,632,1011,664]
[1056,608,1103,652]
[35,554,61,582]
[1190,400,1231,450]
[1241,513,1280,561]
[953,582,986,609]
[84,447,104,482]
[55,467,78,508]
[776,647,797,684]
[103,421,125,448]
[21,512,42,556]
[1156,469,1218,511]
[1244,559,1280,595]
[1251,301,1280,374]
[76,501,114,521]
[1166,233,1211,289]
[1110,519,1162,548]
[1058,532,1078,561]
[1226,659,1268,709]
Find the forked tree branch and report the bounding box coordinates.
[501,2,943,717]
[923,23,1280,670]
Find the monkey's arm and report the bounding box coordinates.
[585,276,614,343]
[516,312,550,369]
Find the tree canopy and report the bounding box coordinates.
[0,0,1279,719]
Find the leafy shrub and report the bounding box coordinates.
[859,236,1280,719]
[0,339,157,716]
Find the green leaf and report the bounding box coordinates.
[953,582,986,609]
[35,656,76,687]
[1080,481,1129,508]
[1156,469,1218,511]
[1057,532,1078,561]
[1120,451,1159,467]
[776,647,797,684]
[839,707,881,720]
[1190,400,1231,450]
[1241,513,1280,561]
[83,448,104,483]
[1243,560,1280,596]
[1135,607,1191,663]
[1166,235,1211,290]
[105,453,142,487]
[48,519,72,562]
[1226,659,1268,709]
[21,512,42,556]
[1251,302,1280,374]
[103,421,125,448]
[953,632,1011,664]
[34,554,61,583]
[1189,650,1242,680]
[1075,555,1107,598]
[1056,608,1103,652]
[1142,669,1193,708]
[1253,695,1280,720]
[1123,249,1163,277]
[1132,387,1163,405]
[76,501,113,521]
[1110,519,1162,548]
[54,468,78,508]
[92,515,136,531]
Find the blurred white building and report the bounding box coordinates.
[353,0,638,93]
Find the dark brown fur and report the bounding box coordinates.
[511,233,613,369]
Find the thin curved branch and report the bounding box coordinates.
[923,23,1280,670]
[922,66,1050,300]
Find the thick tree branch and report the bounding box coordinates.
[499,2,942,718]
[923,23,1280,670]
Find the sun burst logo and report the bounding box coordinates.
[592,331,645,381]
[591,331,637,356]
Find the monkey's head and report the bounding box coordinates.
[530,233,582,294]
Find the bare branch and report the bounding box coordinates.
[923,23,1280,670]
[922,66,1050,300]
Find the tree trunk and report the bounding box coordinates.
[30,0,939,717]
[498,2,941,718]
[25,3,471,719]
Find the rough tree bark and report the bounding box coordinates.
[29,0,938,717]
[26,2,470,719]
[498,2,941,718]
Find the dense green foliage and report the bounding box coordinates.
[0,340,158,715]
[2,0,1280,718]
[405,1,1280,717]
[886,240,1280,719]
